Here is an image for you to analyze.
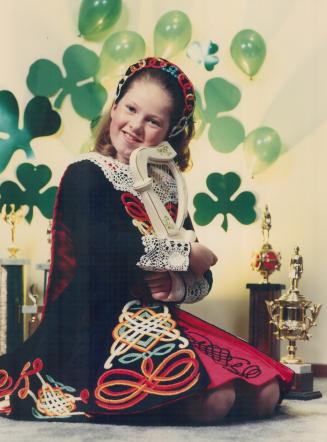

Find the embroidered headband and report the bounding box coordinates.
[115,57,195,138]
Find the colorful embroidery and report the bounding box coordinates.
[0,358,88,419]
[121,193,153,235]
[104,300,188,369]
[0,358,43,415]
[31,373,86,419]
[95,300,200,411]
[121,192,177,236]
[0,370,12,414]
[95,349,199,411]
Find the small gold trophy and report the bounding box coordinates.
[266,246,322,399]
[251,205,281,283]
[1,204,24,258]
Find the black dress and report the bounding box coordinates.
[0,153,294,421]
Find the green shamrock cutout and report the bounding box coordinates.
[0,163,58,223]
[193,172,256,231]
[194,78,245,153]
[27,45,107,120]
[0,90,61,173]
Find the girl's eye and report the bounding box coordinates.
[126,105,135,112]
[148,119,160,127]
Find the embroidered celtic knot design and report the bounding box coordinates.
[35,380,77,417]
[0,358,87,419]
[104,300,188,370]
[95,301,201,411]
[95,349,200,411]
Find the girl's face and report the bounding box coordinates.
[110,80,173,164]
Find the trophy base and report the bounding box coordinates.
[284,363,322,401]
[281,356,304,364]
[286,390,322,400]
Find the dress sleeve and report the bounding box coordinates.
[136,208,213,303]
[58,161,145,276]
[179,214,213,303]
[136,235,191,271]
[179,270,212,304]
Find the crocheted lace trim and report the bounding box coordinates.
[181,274,210,304]
[137,235,190,272]
[73,152,190,273]
[73,152,177,205]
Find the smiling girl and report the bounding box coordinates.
[0,58,293,423]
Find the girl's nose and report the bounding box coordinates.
[129,115,144,133]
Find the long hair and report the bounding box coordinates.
[94,69,194,171]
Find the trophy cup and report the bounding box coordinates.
[247,206,283,360]
[1,204,24,259]
[266,246,322,399]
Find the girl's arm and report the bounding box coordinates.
[143,215,217,303]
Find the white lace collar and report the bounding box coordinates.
[72,151,178,204]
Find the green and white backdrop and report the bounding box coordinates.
[0,0,326,365]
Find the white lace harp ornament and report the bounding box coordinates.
[130,143,196,301]
[130,142,196,242]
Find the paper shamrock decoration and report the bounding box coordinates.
[194,78,245,153]
[193,172,256,231]
[187,40,219,71]
[27,45,107,120]
[0,163,58,223]
[0,91,61,173]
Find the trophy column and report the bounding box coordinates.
[246,283,284,360]
[0,258,30,355]
[248,206,282,359]
[36,262,50,295]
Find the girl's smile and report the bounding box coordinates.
[109,80,173,164]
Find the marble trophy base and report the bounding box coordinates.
[285,363,322,400]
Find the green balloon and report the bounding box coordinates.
[78,0,122,41]
[154,10,192,59]
[244,127,281,166]
[97,31,145,80]
[230,29,266,78]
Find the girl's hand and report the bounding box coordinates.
[144,271,174,301]
[189,243,218,278]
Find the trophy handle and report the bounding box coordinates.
[304,303,322,332]
[265,300,280,332]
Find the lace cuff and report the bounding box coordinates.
[180,272,210,304]
[137,235,191,271]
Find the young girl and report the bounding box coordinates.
[0,57,293,424]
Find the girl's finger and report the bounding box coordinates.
[148,283,169,290]
[152,292,170,301]
[144,272,169,281]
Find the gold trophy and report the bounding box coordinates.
[266,246,322,399]
[251,205,281,283]
[1,204,24,258]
